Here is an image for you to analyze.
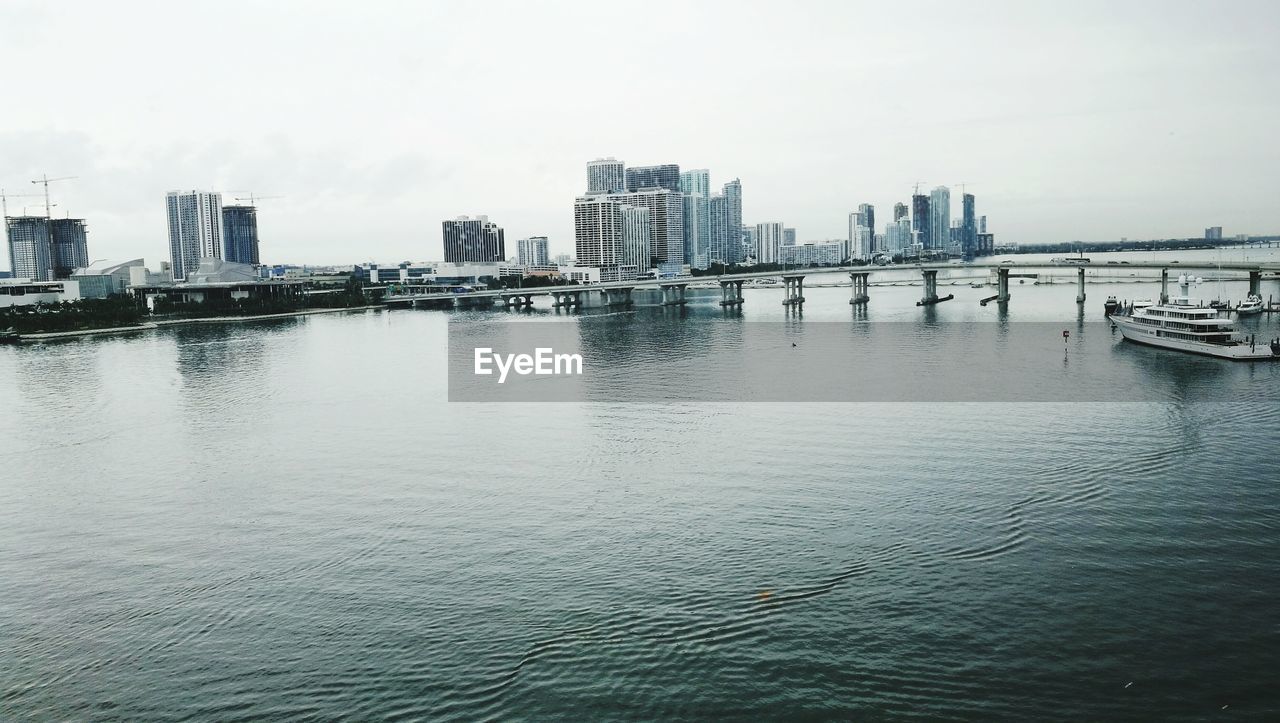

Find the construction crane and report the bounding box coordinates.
[954,181,976,196]
[912,181,927,196]
[30,174,78,219]
[1,188,45,218]
[231,193,284,206]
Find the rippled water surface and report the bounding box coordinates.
[3,271,1280,720]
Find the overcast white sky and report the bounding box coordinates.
[2,0,1277,269]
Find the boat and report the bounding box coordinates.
[970,282,985,288]
[0,328,19,344]
[1132,298,1155,310]
[1051,256,1091,264]
[1236,294,1264,316]
[1103,296,1120,315]
[1108,277,1280,360]
[1208,299,1230,310]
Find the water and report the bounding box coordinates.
[3,254,1280,720]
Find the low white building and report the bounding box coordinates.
[72,259,146,298]
[0,278,81,307]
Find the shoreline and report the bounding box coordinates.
[15,305,385,342]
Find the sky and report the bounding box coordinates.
[2,0,1278,270]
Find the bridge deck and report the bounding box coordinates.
[382,260,1280,304]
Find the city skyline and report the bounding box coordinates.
[2,0,1279,271]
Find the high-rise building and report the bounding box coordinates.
[884,218,912,256]
[517,236,550,267]
[6,216,52,280]
[783,227,796,247]
[894,202,909,222]
[858,204,875,252]
[912,194,931,250]
[50,219,89,279]
[625,164,680,192]
[847,211,863,261]
[682,193,711,269]
[979,215,987,234]
[574,196,625,267]
[961,193,977,259]
[166,190,224,282]
[587,158,626,194]
[709,195,730,265]
[442,215,505,263]
[852,225,873,260]
[222,205,260,265]
[609,189,684,267]
[742,226,756,260]
[929,186,950,252]
[755,222,785,264]
[1205,226,1223,240]
[679,169,710,197]
[722,179,743,264]
[620,206,651,273]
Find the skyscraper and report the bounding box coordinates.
[858,204,875,253]
[574,196,625,267]
[587,158,626,194]
[783,227,796,247]
[517,236,550,267]
[222,205,260,265]
[620,206,651,273]
[166,190,223,282]
[50,219,89,278]
[894,202,909,222]
[929,186,950,253]
[708,195,730,265]
[979,215,987,234]
[679,169,710,197]
[722,179,743,264]
[609,188,684,267]
[625,164,680,192]
[961,193,976,259]
[682,193,711,269]
[755,222,784,264]
[442,215,505,262]
[6,216,52,280]
[912,194,931,250]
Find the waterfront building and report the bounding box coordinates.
[979,215,987,234]
[929,186,950,252]
[708,195,731,265]
[573,195,626,267]
[894,202,909,222]
[442,215,505,263]
[884,218,913,256]
[681,193,711,269]
[621,205,652,273]
[962,193,977,259]
[977,232,995,255]
[742,225,757,261]
[587,158,626,194]
[722,179,743,263]
[754,222,785,264]
[783,227,796,247]
[166,191,224,282]
[6,216,53,281]
[625,164,680,192]
[222,205,260,266]
[779,241,842,266]
[912,194,931,250]
[608,188,684,267]
[1205,226,1223,240]
[131,258,304,309]
[858,204,875,251]
[516,236,550,267]
[71,258,145,298]
[0,277,80,307]
[679,169,710,197]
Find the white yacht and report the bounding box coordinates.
[1109,277,1280,360]
[1236,294,1264,316]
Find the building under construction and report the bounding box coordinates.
[4,216,88,280]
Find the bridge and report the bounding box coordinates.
[381,259,1280,310]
